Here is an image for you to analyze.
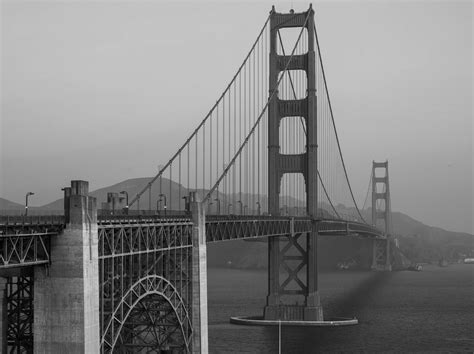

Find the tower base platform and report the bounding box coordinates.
[229,316,358,327]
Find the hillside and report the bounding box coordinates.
[39,177,208,212]
[0,197,24,210]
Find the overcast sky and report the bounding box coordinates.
[1,0,472,234]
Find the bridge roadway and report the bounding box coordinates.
[0,214,384,270]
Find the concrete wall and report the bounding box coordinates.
[0,277,7,353]
[34,181,99,353]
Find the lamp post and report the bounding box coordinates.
[159,194,167,216]
[228,203,232,215]
[256,201,261,216]
[182,196,189,214]
[214,198,221,215]
[156,199,161,215]
[120,191,129,214]
[237,200,243,215]
[25,192,34,216]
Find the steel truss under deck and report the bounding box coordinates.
[98,218,194,353]
[206,215,384,241]
[5,276,33,354]
[0,213,385,352]
[0,216,64,268]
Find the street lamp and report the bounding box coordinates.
[182,196,189,214]
[214,198,221,215]
[256,201,261,216]
[237,200,243,215]
[227,203,232,215]
[156,199,162,215]
[120,191,129,214]
[25,192,34,216]
[159,194,167,216]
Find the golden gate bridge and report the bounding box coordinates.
[0,5,394,353]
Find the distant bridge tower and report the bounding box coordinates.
[265,6,323,321]
[371,161,392,271]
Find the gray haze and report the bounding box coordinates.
[1,0,472,234]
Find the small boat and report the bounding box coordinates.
[407,263,422,271]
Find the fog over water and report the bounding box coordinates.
[1,1,472,233]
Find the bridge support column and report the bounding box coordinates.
[263,6,323,322]
[0,277,7,353]
[33,180,100,353]
[371,238,392,271]
[190,192,208,354]
[264,237,280,319]
[304,228,323,320]
[264,221,323,321]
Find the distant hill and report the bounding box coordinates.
[0,197,24,210]
[390,211,473,263]
[39,177,176,211]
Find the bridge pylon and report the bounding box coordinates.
[264,6,323,321]
[371,161,392,271]
[190,193,209,353]
[34,180,100,352]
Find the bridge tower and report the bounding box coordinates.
[34,180,100,352]
[264,6,323,321]
[371,161,392,271]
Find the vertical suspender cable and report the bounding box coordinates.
[314,24,366,222]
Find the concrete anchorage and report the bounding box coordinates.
[264,6,324,322]
[33,180,100,353]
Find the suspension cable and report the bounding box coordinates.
[313,23,367,223]
[276,30,339,218]
[128,15,271,207]
[204,11,311,202]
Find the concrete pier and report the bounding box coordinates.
[190,193,209,354]
[0,277,7,353]
[372,238,392,271]
[33,180,100,353]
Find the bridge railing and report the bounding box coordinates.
[97,213,191,225]
[0,215,65,226]
[0,215,65,268]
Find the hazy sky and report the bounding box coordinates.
[1,0,472,234]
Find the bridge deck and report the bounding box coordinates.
[0,214,384,269]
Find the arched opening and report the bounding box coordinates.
[278,70,307,100]
[279,116,306,155]
[116,293,186,353]
[101,275,191,354]
[276,27,308,56]
[279,173,306,216]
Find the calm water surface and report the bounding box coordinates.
[207,264,474,353]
